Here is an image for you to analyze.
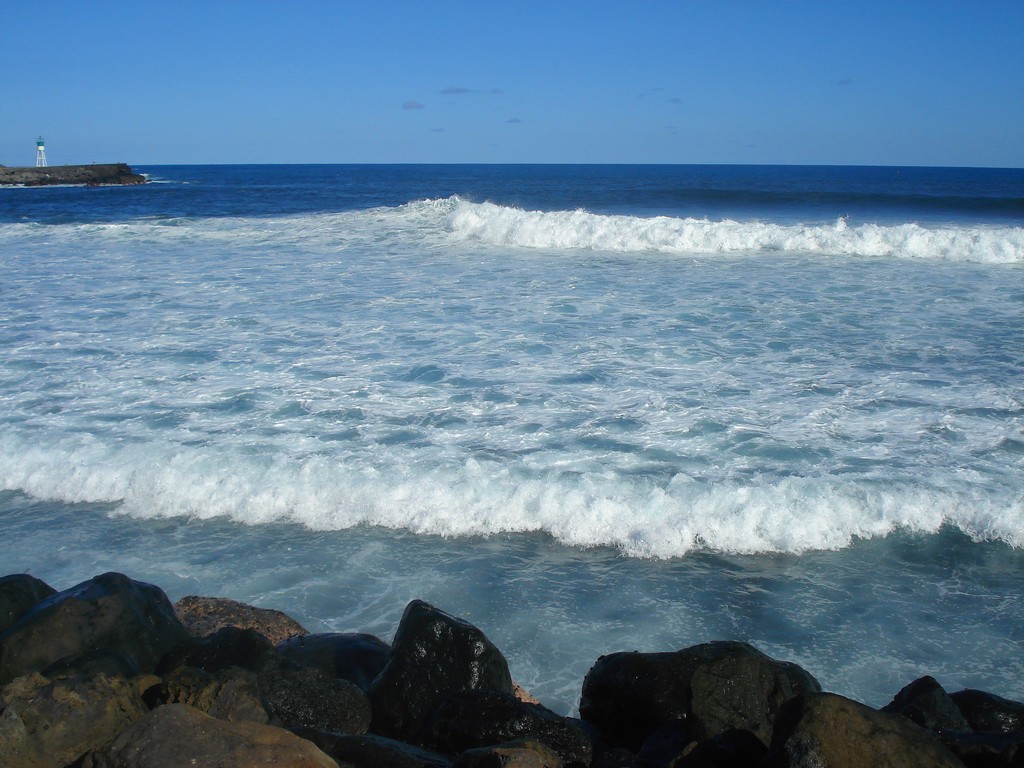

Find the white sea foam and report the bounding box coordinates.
[2,197,1021,263]
[443,198,1024,263]
[2,431,1021,558]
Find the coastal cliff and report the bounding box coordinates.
[0,163,145,186]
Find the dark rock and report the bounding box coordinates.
[882,676,971,732]
[686,642,820,745]
[764,691,965,768]
[0,163,146,187]
[0,572,190,685]
[937,729,1024,767]
[278,631,391,691]
[951,690,1024,733]
[146,665,269,723]
[294,728,455,768]
[262,665,371,734]
[0,574,55,635]
[41,647,140,680]
[457,739,563,768]
[578,651,693,751]
[579,641,820,751]
[0,671,148,768]
[174,594,308,645]
[156,624,283,676]
[425,689,592,768]
[672,729,767,768]
[634,720,692,768]
[81,703,338,767]
[369,599,514,742]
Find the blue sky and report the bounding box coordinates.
[2,1,1021,167]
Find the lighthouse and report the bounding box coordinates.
[35,137,47,167]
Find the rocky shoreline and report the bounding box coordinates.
[0,164,146,186]
[1,572,1022,767]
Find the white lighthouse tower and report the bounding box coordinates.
[35,136,47,167]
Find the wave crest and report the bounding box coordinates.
[2,433,1020,558]
[443,198,1024,263]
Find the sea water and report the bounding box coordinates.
[1,164,1022,714]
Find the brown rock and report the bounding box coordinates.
[765,692,965,768]
[82,703,338,768]
[0,671,149,768]
[175,595,308,645]
[457,739,563,768]
[148,665,269,723]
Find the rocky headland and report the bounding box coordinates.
[1,570,1022,767]
[0,163,145,186]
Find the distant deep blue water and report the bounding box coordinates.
[1,164,1022,713]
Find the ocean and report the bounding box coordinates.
[1,164,1022,714]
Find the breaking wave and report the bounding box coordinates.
[443,198,1024,263]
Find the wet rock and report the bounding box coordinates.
[950,689,1024,733]
[369,599,514,742]
[764,691,965,768]
[295,728,455,768]
[937,729,1024,767]
[175,594,308,645]
[686,642,820,745]
[156,625,283,676]
[882,676,971,732]
[41,647,141,680]
[579,641,820,750]
[634,720,692,768]
[578,651,693,751]
[0,671,148,768]
[0,572,190,685]
[671,729,767,768]
[425,689,592,768]
[457,739,563,768]
[278,631,391,691]
[82,703,338,768]
[0,574,55,636]
[147,665,269,723]
[262,664,371,734]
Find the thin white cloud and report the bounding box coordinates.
[402,100,425,110]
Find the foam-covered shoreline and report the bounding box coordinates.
[1,570,1022,767]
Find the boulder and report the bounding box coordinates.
[0,671,148,768]
[0,572,190,685]
[579,641,820,750]
[579,651,694,751]
[369,600,514,742]
[146,665,269,723]
[175,595,308,645]
[294,728,454,768]
[262,665,371,734]
[457,739,563,768]
[686,642,820,745]
[156,625,283,676]
[41,647,141,680]
[949,689,1024,733]
[278,631,391,690]
[82,703,338,768]
[424,689,592,768]
[764,691,965,768]
[634,720,692,768]
[0,574,55,636]
[937,729,1024,767]
[882,676,970,732]
[672,729,767,768]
